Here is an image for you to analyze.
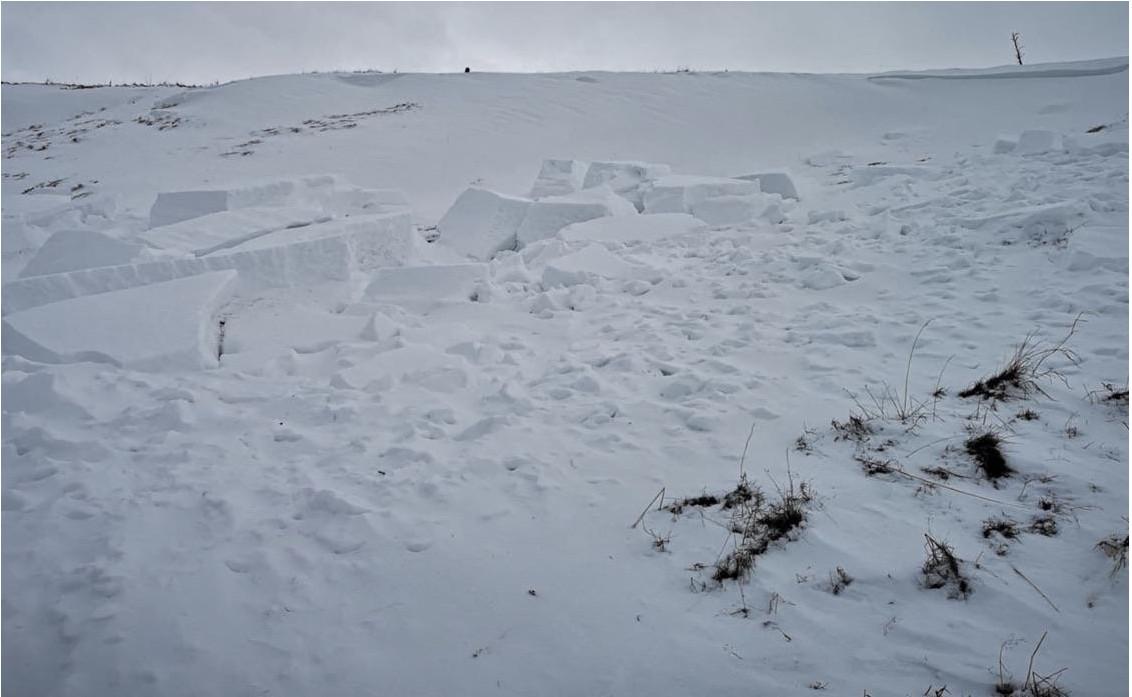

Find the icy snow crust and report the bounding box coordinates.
[1,58,1128,696]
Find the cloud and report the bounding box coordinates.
[1,2,1126,84]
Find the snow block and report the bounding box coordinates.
[1017,130,1062,155]
[734,172,798,200]
[2,270,237,371]
[364,264,489,308]
[2,211,415,314]
[642,175,761,215]
[541,244,646,287]
[149,190,229,228]
[147,175,344,228]
[140,207,332,256]
[529,159,589,199]
[19,229,143,279]
[993,137,1017,154]
[581,161,672,210]
[559,213,705,244]
[689,194,777,226]
[516,188,638,248]
[437,188,532,261]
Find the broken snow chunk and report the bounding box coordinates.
[528,159,589,198]
[541,244,645,287]
[581,161,672,210]
[559,213,705,243]
[734,172,798,200]
[436,187,531,261]
[2,271,237,371]
[19,229,142,278]
[642,175,760,215]
[365,264,489,311]
[516,187,637,247]
[1017,130,1063,155]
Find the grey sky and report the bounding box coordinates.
[1,2,1127,84]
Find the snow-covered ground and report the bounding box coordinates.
[2,58,1128,696]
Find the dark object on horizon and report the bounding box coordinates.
[464,67,470,73]
[1011,32,1024,66]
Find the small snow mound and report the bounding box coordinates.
[436,187,531,261]
[516,187,637,247]
[2,270,237,371]
[529,159,589,198]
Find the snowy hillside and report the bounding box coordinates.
[2,58,1128,696]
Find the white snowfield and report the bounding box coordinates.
[1,58,1128,697]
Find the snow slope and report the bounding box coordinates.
[2,58,1128,696]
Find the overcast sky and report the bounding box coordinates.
[2,2,1127,84]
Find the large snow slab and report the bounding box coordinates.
[148,175,337,227]
[515,187,638,248]
[140,206,331,256]
[528,159,589,198]
[581,160,672,210]
[2,211,415,314]
[19,229,142,279]
[436,187,532,260]
[147,175,406,228]
[642,175,761,215]
[2,270,236,371]
[559,212,705,243]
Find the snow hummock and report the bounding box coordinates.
[2,270,236,370]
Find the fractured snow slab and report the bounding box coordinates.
[146,175,403,228]
[689,194,778,226]
[140,206,331,256]
[642,175,760,215]
[364,264,488,310]
[559,213,705,244]
[2,211,415,314]
[581,161,672,210]
[734,172,798,200]
[437,187,531,261]
[529,159,589,199]
[516,187,638,248]
[2,270,237,371]
[148,176,338,228]
[541,244,648,287]
[19,229,142,278]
